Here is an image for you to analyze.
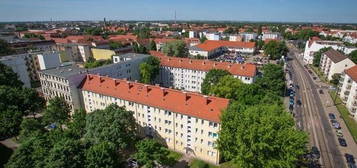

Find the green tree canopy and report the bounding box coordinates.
[313,47,331,67]
[0,107,22,138]
[43,97,71,126]
[263,41,288,60]
[139,56,160,84]
[85,141,120,168]
[84,104,137,150]
[162,40,188,57]
[200,36,208,43]
[201,69,231,95]
[349,50,357,64]
[0,39,15,56]
[0,62,23,87]
[149,40,157,51]
[67,108,87,139]
[330,73,341,86]
[44,138,85,168]
[218,103,308,168]
[133,139,170,168]
[256,64,286,96]
[109,41,123,50]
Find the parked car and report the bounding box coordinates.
[126,158,139,168]
[328,113,336,120]
[347,163,357,168]
[338,138,347,147]
[313,77,317,80]
[297,99,302,106]
[319,90,324,94]
[311,146,320,159]
[345,153,355,164]
[295,84,300,89]
[336,130,343,137]
[334,122,341,129]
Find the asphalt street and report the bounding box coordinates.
[287,46,345,168]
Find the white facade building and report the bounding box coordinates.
[205,33,220,41]
[0,54,32,88]
[303,39,357,64]
[319,49,355,80]
[240,32,258,42]
[338,65,357,121]
[262,32,281,41]
[81,74,229,164]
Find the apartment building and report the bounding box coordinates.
[240,32,258,42]
[0,54,32,88]
[189,40,256,58]
[205,33,220,41]
[39,65,87,110]
[319,49,355,80]
[303,38,357,64]
[81,74,230,164]
[338,66,357,121]
[150,51,257,93]
[229,34,243,42]
[261,32,281,41]
[39,53,149,110]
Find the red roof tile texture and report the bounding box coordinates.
[149,51,257,77]
[345,65,357,82]
[81,75,229,123]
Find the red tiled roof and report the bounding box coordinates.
[195,40,255,52]
[345,65,357,82]
[153,38,176,44]
[149,51,257,77]
[81,75,229,123]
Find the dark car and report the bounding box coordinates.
[345,153,355,164]
[297,99,302,106]
[313,77,317,80]
[319,90,324,94]
[338,138,347,147]
[295,84,300,89]
[311,146,320,159]
[328,113,336,120]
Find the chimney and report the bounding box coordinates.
[228,64,232,68]
[99,76,105,83]
[88,74,93,80]
[183,92,191,102]
[189,60,192,64]
[179,59,183,63]
[202,61,206,65]
[127,81,133,89]
[203,95,211,105]
[161,87,167,97]
[114,79,120,86]
[241,65,245,70]
[144,85,151,93]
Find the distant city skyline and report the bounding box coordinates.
[1,0,357,23]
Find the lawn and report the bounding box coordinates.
[329,91,357,143]
[189,159,218,168]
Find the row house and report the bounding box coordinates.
[338,66,357,121]
[81,74,229,164]
[319,49,355,80]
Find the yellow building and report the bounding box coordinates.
[81,74,229,164]
[91,48,115,60]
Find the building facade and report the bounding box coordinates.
[150,52,257,93]
[319,49,355,80]
[338,66,357,121]
[81,74,229,164]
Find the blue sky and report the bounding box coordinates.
[0,0,356,23]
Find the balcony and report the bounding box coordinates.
[344,91,350,95]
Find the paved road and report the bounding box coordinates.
[287,46,345,168]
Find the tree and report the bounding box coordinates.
[0,107,22,138]
[263,41,288,60]
[349,50,357,64]
[44,138,85,168]
[0,62,23,87]
[149,40,157,51]
[162,40,188,58]
[133,139,170,168]
[217,104,308,168]
[68,108,87,139]
[18,118,44,142]
[139,56,160,84]
[201,69,231,95]
[109,41,123,50]
[133,42,148,54]
[223,27,235,34]
[256,64,286,96]
[330,73,341,86]
[313,47,331,67]
[85,141,120,168]
[84,104,136,150]
[200,36,208,43]
[256,39,265,50]
[43,97,71,127]
[0,39,15,56]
